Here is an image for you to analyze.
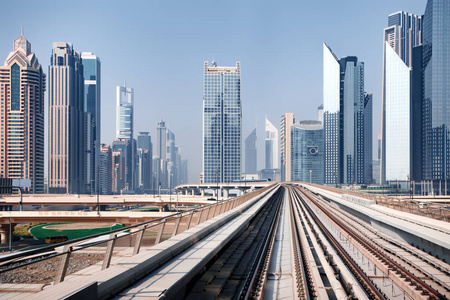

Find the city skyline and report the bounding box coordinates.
[0,0,427,183]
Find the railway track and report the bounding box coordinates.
[294,185,447,300]
[185,187,284,299]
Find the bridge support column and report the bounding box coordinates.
[224,189,229,198]
[192,189,195,196]
[201,189,204,197]
[185,190,188,196]
[0,224,13,244]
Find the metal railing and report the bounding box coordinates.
[0,185,275,285]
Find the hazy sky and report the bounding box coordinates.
[1,0,426,182]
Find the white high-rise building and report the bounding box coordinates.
[265,117,279,169]
[381,11,422,183]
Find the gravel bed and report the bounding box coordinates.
[0,253,104,284]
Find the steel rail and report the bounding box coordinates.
[238,188,284,299]
[288,186,313,299]
[298,186,445,300]
[292,187,387,300]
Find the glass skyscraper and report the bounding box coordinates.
[48,42,85,194]
[115,84,134,192]
[382,11,422,183]
[116,84,134,140]
[245,128,257,174]
[265,117,278,170]
[323,43,372,185]
[291,121,324,184]
[81,52,101,194]
[203,60,241,183]
[422,0,450,182]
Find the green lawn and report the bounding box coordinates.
[30,223,124,240]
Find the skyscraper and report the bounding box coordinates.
[156,120,167,188]
[81,52,101,194]
[116,84,134,140]
[203,60,241,183]
[291,120,324,184]
[112,138,132,193]
[381,11,422,183]
[48,42,85,194]
[245,128,257,174]
[265,117,278,170]
[280,113,294,181]
[323,44,372,185]
[137,132,152,193]
[0,33,45,193]
[116,84,135,191]
[422,0,450,183]
[99,144,112,195]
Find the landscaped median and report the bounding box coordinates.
[30,223,124,240]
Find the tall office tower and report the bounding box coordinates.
[180,159,188,184]
[99,144,112,195]
[265,117,278,169]
[280,113,294,181]
[166,129,177,188]
[323,44,371,185]
[203,60,241,183]
[422,0,450,183]
[0,33,45,193]
[116,84,135,190]
[112,138,132,193]
[317,105,324,124]
[81,52,101,194]
[291,120,324,184]
[381,11,422,184]
[244,128,257,174]
[137,132,152,192]
[48,42,85,194]
[156,120,167,188]
[361,93,373,184]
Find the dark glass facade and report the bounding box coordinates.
[422,0,450,181]
[291,121,324,184]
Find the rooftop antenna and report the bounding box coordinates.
[21,25,23,36]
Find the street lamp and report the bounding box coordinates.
[97,167,100,216]
[216,168,219,204]
[309,170,312,184]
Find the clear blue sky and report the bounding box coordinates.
[1,0,426,182]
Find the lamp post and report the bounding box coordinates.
[309,170,312,184]
[216,168,219,204]
[97,167,100,215]
[176,191,179,213]
[170,174,173,211]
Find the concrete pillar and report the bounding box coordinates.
[0,224,12,244]
[224,189,229,198]
[201,189,204,197]
[185,190,188,196]
[212,190,216,197]
[192,189,195,196]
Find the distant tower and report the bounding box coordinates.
[245,128,257,174]
[203,61,241,183]
[265,117,278,169]
[280,113,294,181]
[48,42,84,194]
[115,83,134,191]
[0,33,46,193]
[422,0,450,183]
[381,11,422,184]
[81,52,101,194]
[323,43,372,185]
[99,144,112,195]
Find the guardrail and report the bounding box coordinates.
[0,184,276,286]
